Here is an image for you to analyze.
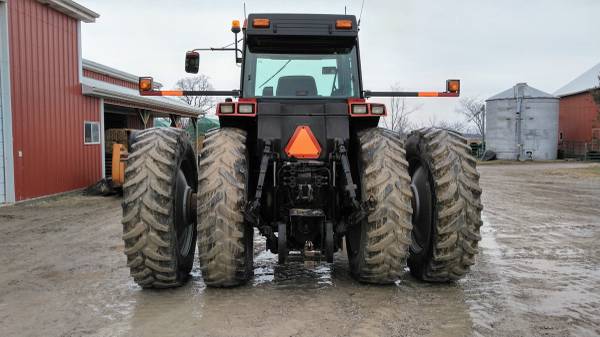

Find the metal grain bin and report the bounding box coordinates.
[486,83,559,160]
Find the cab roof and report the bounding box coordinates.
[246,14,358,37]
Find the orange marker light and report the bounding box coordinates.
[253,18,270,28]
[231,20,241,33]
[335,19,353,29]
[447,79,460,93]
[285,126,321,159]
[139,77,153,92]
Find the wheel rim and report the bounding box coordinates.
[175,169,194,259]
[410,163,433,255]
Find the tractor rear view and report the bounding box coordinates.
[122,14,482,288]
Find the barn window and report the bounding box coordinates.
[84,121,100,144]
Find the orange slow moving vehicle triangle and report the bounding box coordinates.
[285,126,321,159]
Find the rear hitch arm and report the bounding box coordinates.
[334,139,375,227]
[245,140,274,226]
[244,141,280,251]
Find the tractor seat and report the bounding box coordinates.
[276,76,318,97]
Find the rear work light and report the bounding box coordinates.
[253,18,270,28]
[352,104,368,114]
[348,99,387,117]
[237,103,255,114]
[216,99,257,117]
[335,19,353,29]
[370,104,386,115]
[218,103,235,114]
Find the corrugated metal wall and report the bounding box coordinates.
[0,57,4,203]
[83,69,138,90]
[559,92,599,142]
[0,0,7,203]
[8,0,101,201]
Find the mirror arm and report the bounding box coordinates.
[363,90,459,98]
[234,32,242,64]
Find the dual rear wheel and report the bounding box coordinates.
[347,127,483,283]
[121,126,482,288]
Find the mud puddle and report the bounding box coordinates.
[1,162,599,337]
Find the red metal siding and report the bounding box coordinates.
[8,0,101,201]
[559,92,600,142]
[83,69,138,90]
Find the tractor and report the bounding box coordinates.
[122,14,483,288]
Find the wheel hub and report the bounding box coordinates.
[410,164,434,255]
[175,169,195,258]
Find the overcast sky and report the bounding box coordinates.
[79,0,600,125]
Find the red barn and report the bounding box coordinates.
[0,0,200,203]
[554,62,600,157]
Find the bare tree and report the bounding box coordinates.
[456,97,485,136]
[380,85,422,135]
[592,75,600,114]
[426,115,467,133]
[175,75,215,114]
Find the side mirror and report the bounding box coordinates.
[185,51,200,74]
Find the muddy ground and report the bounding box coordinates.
[1,162,599,337]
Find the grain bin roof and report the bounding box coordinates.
[486,83,556,101]
[553,62,600,98]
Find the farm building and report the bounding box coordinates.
[554,62,600,158]
[0,0,201,204]
[485,83,559,160]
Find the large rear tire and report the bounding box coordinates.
[121,127,198,288]
[347,128,413,284]
[197,128,253,287]
[406,128,483,282]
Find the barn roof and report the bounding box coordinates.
[81,77,202,118]
[82,59,163,88]
[37,0,99,23]
[554,62,600,98]
[487,83,555,101]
